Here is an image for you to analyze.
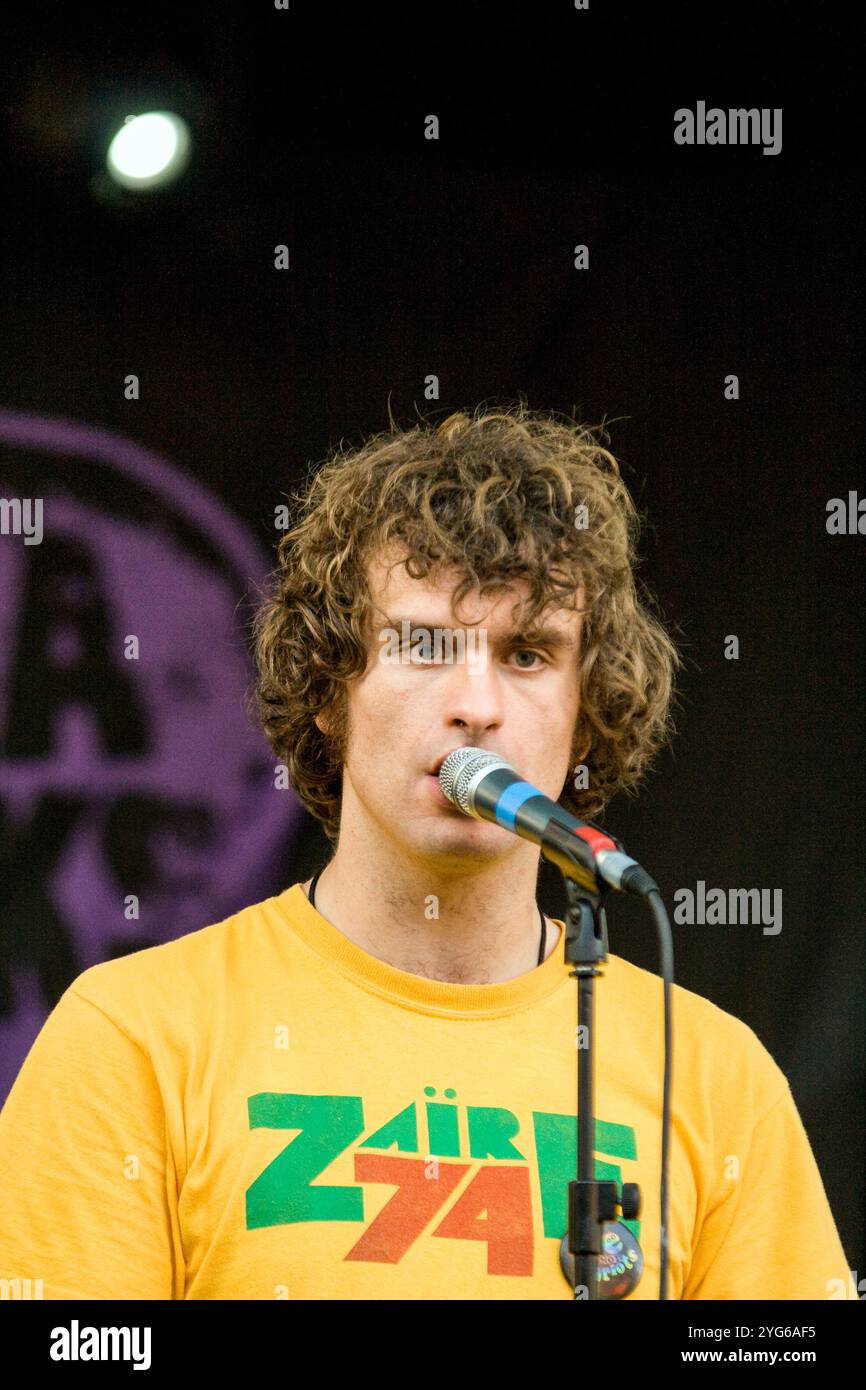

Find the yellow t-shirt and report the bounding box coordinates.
[0,883,854,1300]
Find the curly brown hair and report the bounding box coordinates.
[249,402,684,845]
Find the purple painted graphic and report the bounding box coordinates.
[0,412,304,1103]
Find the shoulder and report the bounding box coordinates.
[603,950,789,1118]
[61,890,289,1046]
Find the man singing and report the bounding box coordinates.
[0,405,854,1299]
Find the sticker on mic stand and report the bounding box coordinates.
[559,1222,644,1298]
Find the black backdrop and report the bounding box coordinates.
[1,1,863,1280]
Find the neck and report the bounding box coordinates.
[304,826,559,984]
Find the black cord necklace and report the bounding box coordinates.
[306,868,547,965]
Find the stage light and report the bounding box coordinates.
[106,111,191,190]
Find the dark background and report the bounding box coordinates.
[1,2,863,1278]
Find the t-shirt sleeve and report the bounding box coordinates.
[0,984,183,1300]
[682,1080,855,1301]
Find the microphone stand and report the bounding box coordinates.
[542,819,642,1300]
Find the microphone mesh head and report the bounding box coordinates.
[439,747,512,813]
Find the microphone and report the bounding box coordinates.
[439,746,658,897]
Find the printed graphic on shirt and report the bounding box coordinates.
[246,1087,638,1276]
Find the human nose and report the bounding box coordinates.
[439,642,503,734]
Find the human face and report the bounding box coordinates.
[319,548,584,866]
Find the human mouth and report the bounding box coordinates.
[426,754,458,806]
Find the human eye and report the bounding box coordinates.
[508,647,548,671]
